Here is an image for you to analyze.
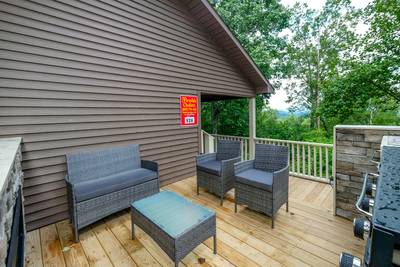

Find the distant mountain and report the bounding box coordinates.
[276,110,308,118]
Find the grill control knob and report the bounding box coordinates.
[361,197,370,212]
[360,197,374,212]
[353,217,370,239]
[366,181,377,197]
[339,252,361,267]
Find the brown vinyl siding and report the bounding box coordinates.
[0,0,256,230]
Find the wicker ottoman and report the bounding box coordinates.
[131,191,217,267]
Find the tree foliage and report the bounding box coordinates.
[202,97,264,136]
[210,0,291,80]
[319,0,400,129]
[203,0,291,137]
[284,0,361,129]
[202,0,399,141]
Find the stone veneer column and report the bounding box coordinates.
[0,138,23,267]
[334,126,400,219]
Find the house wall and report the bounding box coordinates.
[335,126,400,219]
[0,0,256,230]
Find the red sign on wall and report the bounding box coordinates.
[180,95,198,127]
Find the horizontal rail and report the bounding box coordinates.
[255,137,333,148]
[213,134,249,140]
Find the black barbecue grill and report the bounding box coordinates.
[340,136,400,267]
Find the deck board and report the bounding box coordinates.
[25,176,364,267]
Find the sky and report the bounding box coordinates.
[268,0,372,111]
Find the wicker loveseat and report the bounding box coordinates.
[234,143,289,228]
[196,140,241,205]
[65,144,159,242]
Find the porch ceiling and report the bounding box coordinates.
[201,94,244,102]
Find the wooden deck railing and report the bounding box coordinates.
[206,133,333,183]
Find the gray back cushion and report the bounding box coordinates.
[254,144,288,172]
[66,144,141,182]
[216,140,241,160]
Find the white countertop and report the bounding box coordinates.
[0,137,22,195]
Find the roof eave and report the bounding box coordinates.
[190,0,274,94]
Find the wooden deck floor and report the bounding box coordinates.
[25,176,365,267]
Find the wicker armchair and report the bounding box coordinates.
[196,140,241,205]
[234,143,289,228]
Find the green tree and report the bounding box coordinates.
[203,0,399,140]
[202,97,265,136]
[210,0,291,80]
[203,0,291,136]
[319,0,400,129]
[284,0,361,130]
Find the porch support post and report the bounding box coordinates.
[249,97,256,159]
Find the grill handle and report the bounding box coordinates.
[356,173,379,218]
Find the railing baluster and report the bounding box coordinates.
[240,140,244,160]
[302,144,306,175]
[319,146,323,179]
[325,146,329,180]
[291,143,295,173]
[297,144,300,174]
[314,146,317,178]
[244,139,248,160]
[308,145,311,176]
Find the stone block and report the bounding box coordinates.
[352,141,372,148]
[336,153,368,165]
[339,180,363,190]
[336,190,356,200]
[364,134,384,143]
[388,131,400,136]
[336,194,357,203]
[336,128,364,134]
[336,196,350,204]
[337,169,363,177]
[349,175,365,183]
[336,133,364,142]
[336,201,355,210]
[336,173,350,181]
[337,160,353,170]
[363,129,389,136]
[337,145,367,155]
[336,208,353,220]
[337,140,353,146]
[371,143,382,151]
[353,163,378,174]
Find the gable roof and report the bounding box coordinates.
[183,0,274,94]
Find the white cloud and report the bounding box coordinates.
[268,89,290,111]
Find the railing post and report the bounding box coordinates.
[249,97,256,159]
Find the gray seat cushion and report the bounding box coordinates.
[74,168,157,202]
[235,168,273,192]
[197,160,221,176]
